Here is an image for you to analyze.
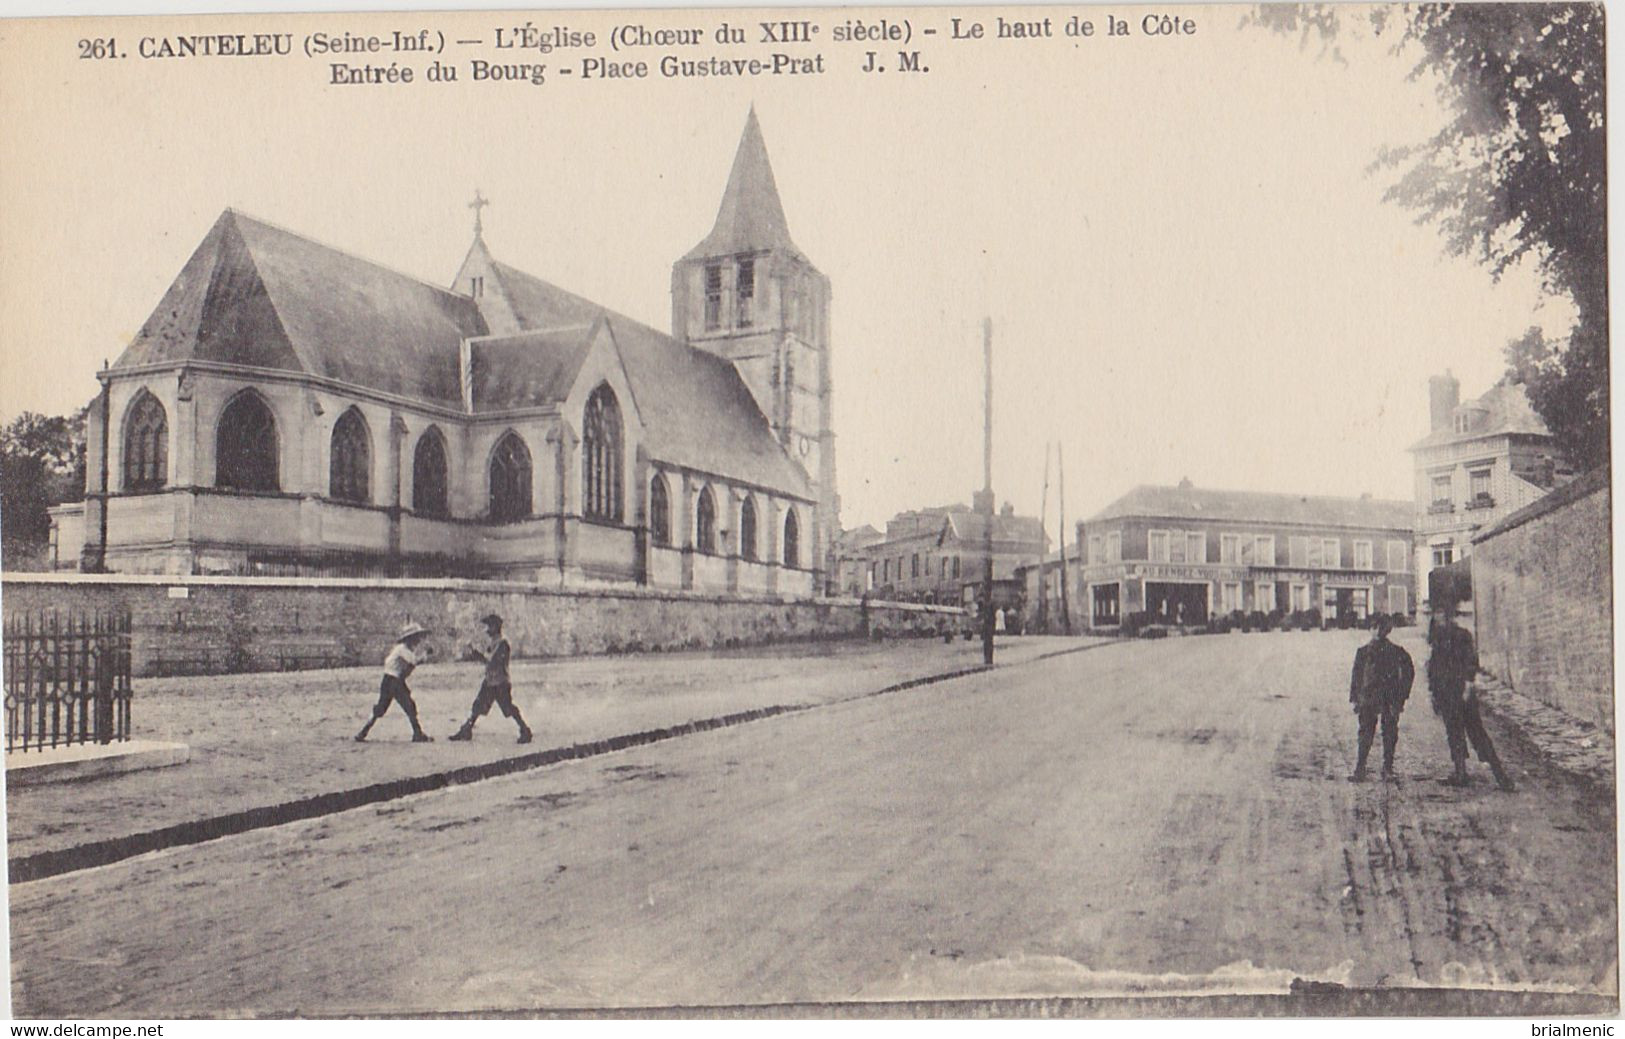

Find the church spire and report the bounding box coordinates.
[682,109,803,262]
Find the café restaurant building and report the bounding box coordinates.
[1077,480,1415,629]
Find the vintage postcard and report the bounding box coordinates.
[0,0,1614,1022]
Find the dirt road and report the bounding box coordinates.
[10,631,1615,1015]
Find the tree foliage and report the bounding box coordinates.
[1,409,87,567]
[1253,3,1608,470]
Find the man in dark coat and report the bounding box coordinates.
[1428,610,1515,791]
[1349,614,1415,781]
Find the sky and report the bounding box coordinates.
[0,5,1578,536]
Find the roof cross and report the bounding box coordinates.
[469,189,490,236]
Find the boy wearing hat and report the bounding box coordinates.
[449,613,533,744]
[1428,607,1515,791]
[355,621,435,743]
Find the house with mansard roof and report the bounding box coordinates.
[1410,371,1572,610]
[56,112,839,596]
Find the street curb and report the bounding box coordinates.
[8,641,1112,883]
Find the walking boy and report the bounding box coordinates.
[449,613,533,744]
[1348,614,1415,781]
[355,621,435,743]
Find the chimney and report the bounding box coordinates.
[1000,501,1015,517]
[1429,370,1460,432]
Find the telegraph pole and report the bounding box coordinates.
[981,317,995,666]
[1037,441,1051,633]
[1058,440,1073,635]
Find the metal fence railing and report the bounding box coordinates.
[4,609,133,753]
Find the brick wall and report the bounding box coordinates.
[1471,472,1613,731]
[0,575,961,677]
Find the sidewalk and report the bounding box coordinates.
[5,634,1105,867]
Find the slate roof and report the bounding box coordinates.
[467,325,597,412]
[116,211,484,407]
[115,197,814,500]
[681,108,806,263]
[1410,379,1552,451]
[481,264,813,499]
[941,511,1047,547]
[1088,484,1413,531]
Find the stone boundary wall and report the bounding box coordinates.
[1471,471,1613,732]
[0,574,963,677]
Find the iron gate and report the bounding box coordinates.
[4,610,133,753]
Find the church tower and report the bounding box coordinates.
[673,110,839,584]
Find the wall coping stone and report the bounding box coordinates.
[1,571,964,615]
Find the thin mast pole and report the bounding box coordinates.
[981,318,994,666]
[1058,440,1072,635]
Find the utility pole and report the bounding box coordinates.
[981,317,995,666]
[1058,440,1073,635]
[1037,441,1051,633]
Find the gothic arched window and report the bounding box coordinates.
[413,427,449,518]
[216,390,279,492]
[329,407,372,504]
[784,507,801,568]
[122,391,168,492]
[489,431,532,524]
[739,495,758,561]
[696,486,717,555]
[649,473,671,547]
[582,383,623,522]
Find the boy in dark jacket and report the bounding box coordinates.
[449,614,533,744]
[1349,614,1415,781]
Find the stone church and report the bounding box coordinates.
[62,112,840,596]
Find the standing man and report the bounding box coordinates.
[1428,609,1515,791]
[449,613,533,744]
[1348,614,1415,782]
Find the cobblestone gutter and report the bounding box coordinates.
[1476,672,1615,795]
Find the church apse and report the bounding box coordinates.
[60,122,824,599]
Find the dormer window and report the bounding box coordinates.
[736,257,755,328]
[471,276,484,299]
[704,264,723,331]
[1453,412,1469,434]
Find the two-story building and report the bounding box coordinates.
[1410,371,1571,610]
[861,495,1045,605]
[1076,480,1414,630]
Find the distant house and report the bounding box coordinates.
[1410,372,1572,611]
[859,494,1045,605]
[1076,479,1414,629]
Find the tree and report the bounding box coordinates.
[1253,4,1607,470]
[1,409,87,566]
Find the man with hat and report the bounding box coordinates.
[1427,607,1515,791]
[449,613,533,744]
[1348,613,1415,781]
[355,621,435,743]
